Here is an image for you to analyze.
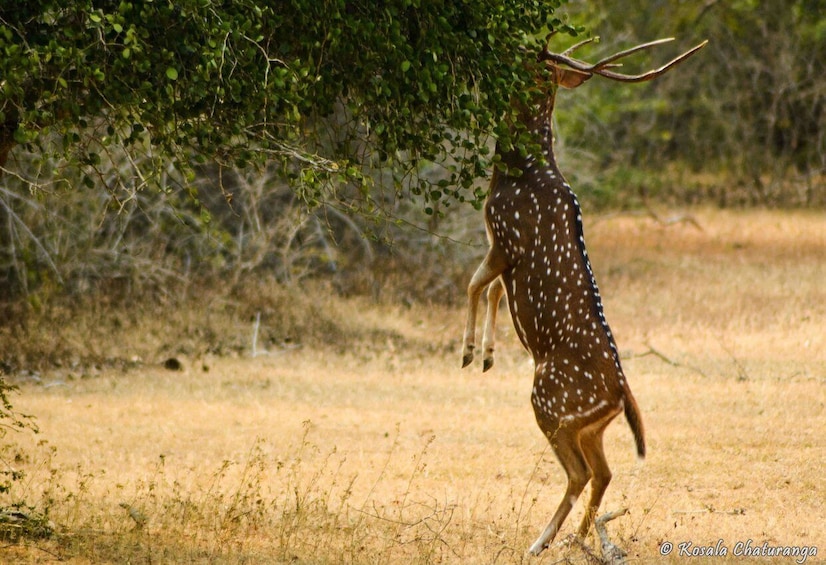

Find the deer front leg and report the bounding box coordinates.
[462,248,507,368]
[481,277,505,372]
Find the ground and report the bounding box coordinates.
[2,209,824,564]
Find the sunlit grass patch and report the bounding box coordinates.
[2,209,824,563]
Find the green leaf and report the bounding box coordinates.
[166,67,179,81]
[13,127,30,144]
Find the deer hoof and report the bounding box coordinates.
[528,540,547,556]
[483,357,494,372]
[462,351,474,368]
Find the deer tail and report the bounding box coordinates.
[622,386,646,459]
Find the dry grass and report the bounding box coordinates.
[2,209,824,564]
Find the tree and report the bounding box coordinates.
[2,4,584,524]
[1,0,579,212]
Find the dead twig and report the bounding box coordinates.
[718,338,750,381]
[633,342,708,378]
[636,344,679,366]
[674,507,746,516]
[591,206,704,232]
[595,509,629,565]
[642,202,704,231]
[554,509,631,565]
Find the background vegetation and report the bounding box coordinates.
[1,0,575,299]
[1,0,823,309]
[560,0,826,208]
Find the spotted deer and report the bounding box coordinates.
[461,36,706,555]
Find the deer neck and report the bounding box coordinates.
[496,94,563,181]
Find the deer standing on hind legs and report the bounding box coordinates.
[461,35,706,556]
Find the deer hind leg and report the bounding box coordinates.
[462,247,507,368]
[529,426,591,556]
[577,420,614,540]
[481,277,505,372]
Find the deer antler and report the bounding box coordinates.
[539,32,601,62]
[539,37,708,83]
[562,37,598,57]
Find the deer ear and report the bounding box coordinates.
[556,67,592,89]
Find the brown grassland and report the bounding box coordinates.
[1,209,824,564]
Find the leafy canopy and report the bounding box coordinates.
[1,0,578,212]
